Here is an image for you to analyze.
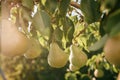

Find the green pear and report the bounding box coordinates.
[24,38,42,59]
[1,19,30,57]
[69,63,80,71]
[94,69,104,78]
[104,35,120,67]
[69,45,88,68]
[47,42,69,68]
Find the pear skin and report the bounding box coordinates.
[48,42,69,68]
[69,45,88,68]
[1,19,30,57]
[24,38,42,59]
[104,35,120,67]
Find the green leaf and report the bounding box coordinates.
[80,0,101,24]
[45,0,58,13]
[66,25,74,41]
[104,9,120,35]
[103,63,110,70]
[19,7,31,34]
[112,65,119,73]
[89,34,108,51]
[101,0,117,10]
[32,10,51,39]
[22,0,34,10]
[20,7,32,21]
[41,0,46,6]
[63,17,74,47]
[110,22,120,36]
[59,0,70,16]
[99,20,106,36]
[54,27,63,42]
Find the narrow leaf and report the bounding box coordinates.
[89,34,108,51]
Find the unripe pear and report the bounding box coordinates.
[1,19,30,57]
[69,45,88,68]
[24,38,42,59]
[104,35,120,67]
[47,42,69,68]
[69,63,79,71]
[94,69,104,78]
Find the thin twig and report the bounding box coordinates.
[74,23,88,39]
[75,27,86,38]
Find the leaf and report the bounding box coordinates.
[19,7,30,34]
[67,25,74,41]
[22,0,34,10]
[41,0,46,6]
[110,22,120,36]
[40,10,51,28]
[63,17,75,47]
[101,0,117,10]
[99,16,106,36]
[59,0,70,16]
[112,65,119,73]
[80,0,101,24]
[103,63,110,70]
[104,9,120,35]
[32,10,51,39]
[20,7,32,21]
[54,27,63,42]
[89,34,108,51]
[45,0,58,13]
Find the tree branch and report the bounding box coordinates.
[70,1,80,9]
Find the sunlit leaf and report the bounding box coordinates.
[41,0,46,6]
[63,17,74,47]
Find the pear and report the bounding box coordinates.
[69,63,80,71]
[94,69,104,78]
[24,38,42,59]
[69,45,88,68]
[1,19,30,57]
[47,42,69,68]
[104,35,120,67]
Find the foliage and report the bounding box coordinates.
[1,0,120,80]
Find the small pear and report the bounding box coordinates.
[1,19,30,57]
[69,63,80,71]
[69,45,88,68]
[94,69,104,78]
[47,42,69,68]
[24,38,42,59]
